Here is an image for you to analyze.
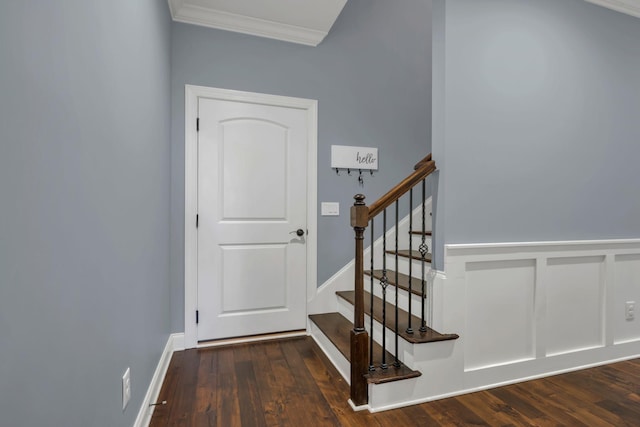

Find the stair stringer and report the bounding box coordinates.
[308,196,469,413]
[307,198,431,317]
[331,268,466,412]
[367,339,464,412]
[330,273,464,412]
[368,271,466,412]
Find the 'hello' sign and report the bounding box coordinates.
[331,145,378,170]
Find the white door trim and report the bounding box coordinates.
[184,85,318,349]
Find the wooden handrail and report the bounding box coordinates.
[368,160,436,219]
[413,153,432,170]
[349,153,436,407]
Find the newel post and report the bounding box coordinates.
[350,194,369,406]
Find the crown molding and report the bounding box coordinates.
[167,0,331,46]
[585,0,640,19]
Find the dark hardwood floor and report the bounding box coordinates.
[149,336,640,426]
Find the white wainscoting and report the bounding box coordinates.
[310,236,640,412]
[465,259,536,371]
[444,240,640,381]
[615,254,640,344]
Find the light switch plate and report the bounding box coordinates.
[321,202,340,216]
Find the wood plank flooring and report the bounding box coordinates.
[149,337,640,427]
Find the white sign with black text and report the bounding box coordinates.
[331,145,378,170]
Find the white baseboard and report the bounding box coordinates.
[172,333,185,352]
[368,351,640,413]
[133,333,184,427]
[348,399,370,412]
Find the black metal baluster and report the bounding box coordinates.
[369,221,375,371]
[394,200,400,367]
[407,189,414,335]
[380,209,388,369]
[419,179,428,333]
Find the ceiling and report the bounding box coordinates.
[167,0,348,46]
[585,0,640,18]
[167,0,640,48]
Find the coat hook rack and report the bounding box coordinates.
[331,145,379,187]
[334,167,375,186]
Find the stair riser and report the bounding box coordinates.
[373,233,430,257]
[308,320,351,383]
[410,234,432,251]
[385,255,431,277]
[367,318,417,370]
[368,279,425,316]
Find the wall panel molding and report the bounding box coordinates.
[446,239,640,376]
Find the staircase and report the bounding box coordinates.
[309,154,459,411]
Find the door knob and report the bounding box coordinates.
[290,229,305,237]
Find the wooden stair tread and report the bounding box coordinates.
[336,291,459,344]
[309,313,351,359]
[365,270,424,298]
[410,230,432,236]
[387,250,432,263]
[309,313,421,384]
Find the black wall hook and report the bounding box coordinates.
[334,167,375,186]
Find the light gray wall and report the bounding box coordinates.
[170,0,433,332]
[432,0,640,269]
[0,1,172,426]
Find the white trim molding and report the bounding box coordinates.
[184,85,318,349]
[340,238,640,412]
[442,238,640,385]
[167,0,347,46]
[585,0,640,18]
[134,333,184,427]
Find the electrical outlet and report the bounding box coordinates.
[122,367,131,410]
[626,301,635,321]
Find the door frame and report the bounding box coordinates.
[184,85,318,349]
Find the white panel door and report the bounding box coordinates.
[197,97,308,341]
